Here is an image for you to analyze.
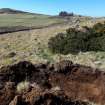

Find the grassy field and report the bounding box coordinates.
[0,13,65,27]
[0,13,105,69]
[0,24,105,70]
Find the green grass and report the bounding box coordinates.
[0,14,64,27]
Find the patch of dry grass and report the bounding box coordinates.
[0,19,105,70]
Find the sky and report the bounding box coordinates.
[0,0,105,17]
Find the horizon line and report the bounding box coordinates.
[0,7,105,18]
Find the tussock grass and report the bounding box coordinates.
[16,81,30,93]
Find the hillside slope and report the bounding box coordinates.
[0,8,66,30]
[0,9,105,68]
[0,8,29,14]
[0,8,104,34]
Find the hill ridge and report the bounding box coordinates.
[0,8,31,14]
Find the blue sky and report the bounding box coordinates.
[0,0,105,17]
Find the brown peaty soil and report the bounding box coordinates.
[0,60,105,105]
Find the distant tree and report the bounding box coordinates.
[59,11,74,17]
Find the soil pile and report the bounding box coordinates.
[0,60,105,105]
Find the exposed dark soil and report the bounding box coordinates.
[0,26,34,34]
[0,25,55,34]
[0,60,105,105]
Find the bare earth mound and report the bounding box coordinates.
[0,60,105,105]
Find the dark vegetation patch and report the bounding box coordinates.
[59,11,74,17]
[48,22,105,54]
